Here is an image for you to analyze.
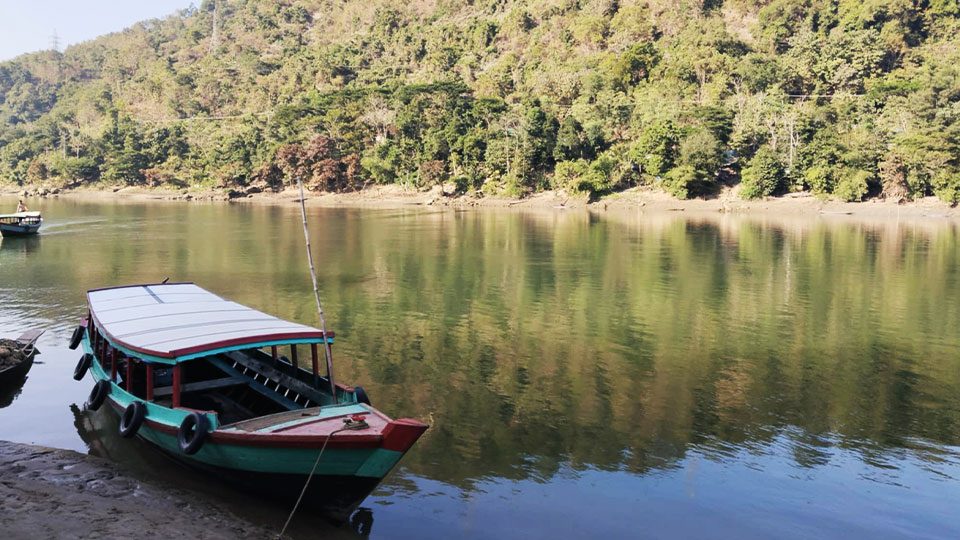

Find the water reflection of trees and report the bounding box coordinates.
[332,211,960,489]
[10,200,960,491]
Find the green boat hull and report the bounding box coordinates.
[85,346,407,518]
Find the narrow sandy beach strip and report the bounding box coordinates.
[4,183,959,223]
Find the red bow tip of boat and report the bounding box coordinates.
[382,419,429,452]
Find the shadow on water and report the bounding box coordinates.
[0,341,39,409]
[0,235,40,253]
[0,376,27,408]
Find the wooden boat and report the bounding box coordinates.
[69,282,427,519]
[0,329,42,388]
[0,211,42,236]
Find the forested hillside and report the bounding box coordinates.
[0,0,958,202]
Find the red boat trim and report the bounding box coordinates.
[85,284,335,361]
[87,307,334,359]
[210,429,384,449]
[382,418,430,452]
[105,398,387,450]
[87,281,194,293]
[169,332,334,358]
[144,417,384,449]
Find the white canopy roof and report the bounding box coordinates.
[87,283,328,361]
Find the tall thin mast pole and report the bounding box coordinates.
[297,177,337,403]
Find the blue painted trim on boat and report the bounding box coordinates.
[174,337,335,362]
[86,339,220,430]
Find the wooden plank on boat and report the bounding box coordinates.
[152,375,247,397]
[208,356,302,411]
[223,351,329,406]
[221,406,322,432]
[15,329,44,346]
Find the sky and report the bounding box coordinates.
[0,1,194,61]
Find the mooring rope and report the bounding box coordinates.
[276,419,368,538]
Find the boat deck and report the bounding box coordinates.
[220,403,389,436]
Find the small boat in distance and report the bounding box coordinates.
[0,211,42,236]
[1,329,43,410]
[70,282,428,520]
[0,329,43,389]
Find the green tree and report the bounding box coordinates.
[740,147,786,199]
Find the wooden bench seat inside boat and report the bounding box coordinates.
[207,356,302,410]
[218,351,331,407]
[133,348,341,425]
[153,375,247,397]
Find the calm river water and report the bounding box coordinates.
[1,196,959,539]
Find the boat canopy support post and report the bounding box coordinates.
[310,343,319,387]
[172,365,182,408]
[291,344,298,370]
[125,358,134,392]
[146,364,154,401]
[323,337,335,400]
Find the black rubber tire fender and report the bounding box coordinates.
[86,380,111,411]
[354,385,371,406]
[178,412,210,455]
[68,325,85,350]
[73,353,92,381]
[119,401,147,438]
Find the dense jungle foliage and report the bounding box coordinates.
[0,0,958,202]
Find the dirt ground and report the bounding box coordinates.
[0,441,277,539]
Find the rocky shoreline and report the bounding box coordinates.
[0,441,276,539]
[3,182,959,222]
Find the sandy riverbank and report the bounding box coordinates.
[4,183,959,222]
[0,441,276,539]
